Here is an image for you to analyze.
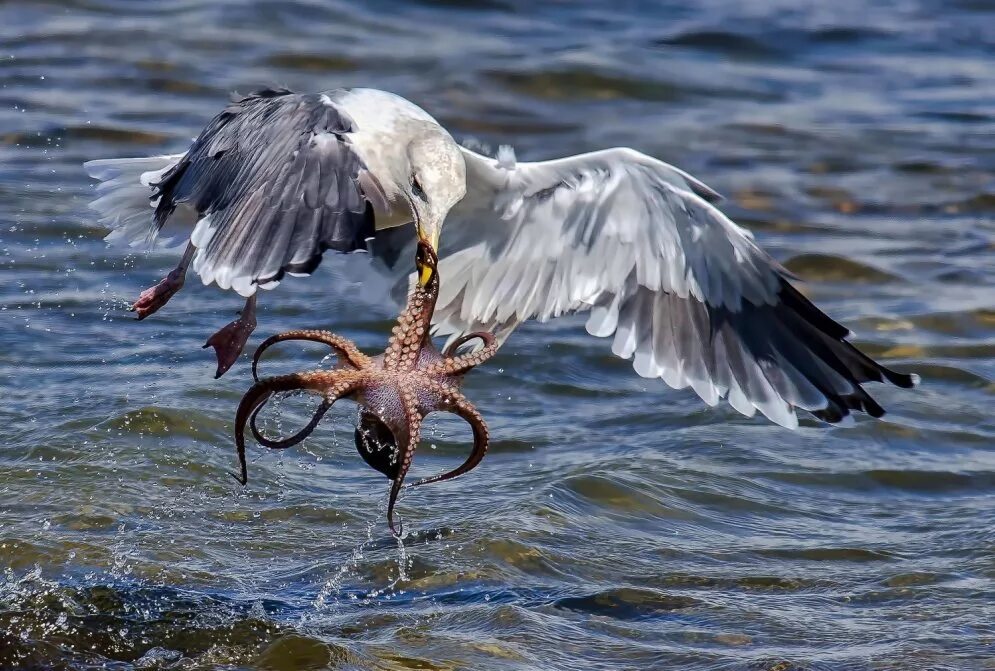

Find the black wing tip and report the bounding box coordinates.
[811,389,886,424]
[754,278,920,426]
[776,277,850,340]
[847,336,919,391]
[775,277,921,390]
[798,348,913,425]
[882,368,919,389]
[805,362,916,425]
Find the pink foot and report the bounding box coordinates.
[204,312,257,379]
[131,269,185,320]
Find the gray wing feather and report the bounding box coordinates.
[153,88,375,296]
[372,146,916,428]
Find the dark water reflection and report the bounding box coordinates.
[1,0,994,669]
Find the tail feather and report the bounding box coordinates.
[83,155,186,247]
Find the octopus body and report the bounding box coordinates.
[232,242,498,534]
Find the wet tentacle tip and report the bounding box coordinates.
[388,519,403,538]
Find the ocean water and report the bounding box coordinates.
[1,1,994,669]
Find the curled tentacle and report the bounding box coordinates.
[411,391,489,488]
[387,475,405,537]
[429,331,499,376]
[443,332,495,357]
[233,374,309,485]
[386,387,423,536]
[252,330,370,381]
[232,370,360,485]
[250,399,332,450]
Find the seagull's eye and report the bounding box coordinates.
[411,176,427,202]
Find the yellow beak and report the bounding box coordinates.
[416,222,440,287]
[418,264,433,287]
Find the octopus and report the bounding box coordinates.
[231,241,499,535]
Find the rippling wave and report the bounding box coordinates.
[1,0,994,669]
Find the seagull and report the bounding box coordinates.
[84,86,917,427]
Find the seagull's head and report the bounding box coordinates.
[404,128,466,285]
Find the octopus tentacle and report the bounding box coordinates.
[411,390,489,489]
[431,331,499,376]
[252,330,371,381]
[386,384,423,536]
[232,370,361,485]
[383,243,439,373]
[249,399,332,450]
[442,332,493,357]
[230,241,498,536]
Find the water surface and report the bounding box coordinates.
[1,1,994,669]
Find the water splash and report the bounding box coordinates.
[304,487,413,626]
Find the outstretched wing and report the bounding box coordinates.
[373,146,916,427]
[151,87,380,296]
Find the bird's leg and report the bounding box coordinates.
[131,242,195,320]
[412,388,489,488]
[252,330,372,380]
[205,294,257,379]
[232,369,362,484]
